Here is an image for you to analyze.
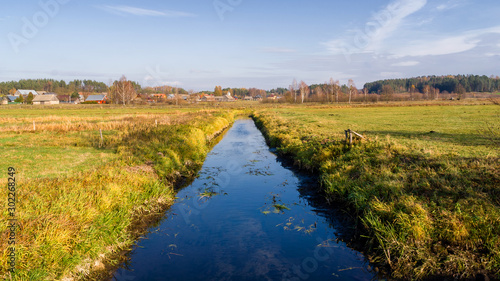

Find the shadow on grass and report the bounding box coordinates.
[363,130,498,148]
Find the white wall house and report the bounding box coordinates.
[32,94,59,105]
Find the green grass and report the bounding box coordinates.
[0,106,236,280]
[268,105,499,157]
[1,102,497,279]
[253,103,500,279]
[0,146,115,182]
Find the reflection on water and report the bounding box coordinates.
[113,119,379,281]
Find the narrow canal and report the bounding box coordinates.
[113,119,378,281]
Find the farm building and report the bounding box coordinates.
[1,96,18,105]
[214,92,236,102]
[57,95,81,104]
[200,95,215,102]
[85,95,107,104]
[32,94,60,105]
[15,89,38,96]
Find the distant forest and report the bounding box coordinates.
[364,75,500,94]
[0,79,109,95]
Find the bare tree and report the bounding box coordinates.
[292,79,298,103]
[363,87,368,103]
[111,75,137,105]
[335,80,341,103]
[423,85,431,100]
[431,87,440,100]
[348,79,356,104]
[299,81,309,103]
[328,78,334,103]
[410,85,416,101]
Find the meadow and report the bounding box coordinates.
[0,105,236,280]
[253,101,500,279]
[1,101,498,280]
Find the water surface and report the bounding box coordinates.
[114,119,377,281]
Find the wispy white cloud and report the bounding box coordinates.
[392,61,420,67]
[98,5,196,18]
[390,26,500,58]
[380,71,403,77]
[259,47,297,54]
[324,0,427,56]
[144,75,182,86]
[368,0,427,48]
[391,35,478,57]
[436,0,468,11]
[189,69,221,74]
[324,0,500,62]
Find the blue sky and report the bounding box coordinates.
[1,0,500,91]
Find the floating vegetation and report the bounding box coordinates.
[246,168,274,176]
[276,217,317,234]
[273,203,290,212]
[198,188,219,199]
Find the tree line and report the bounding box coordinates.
[0,79,109,96]
[364,75,500,95]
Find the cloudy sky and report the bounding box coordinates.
[1,0,499,90]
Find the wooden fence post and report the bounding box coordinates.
[99,129,103,147]
[345,129,365,146]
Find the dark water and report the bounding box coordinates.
[113,119,378,281]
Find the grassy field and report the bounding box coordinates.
[254,102,500,279]
[1,101,499,280]
[0,105,236,280]
[264,104,499,157]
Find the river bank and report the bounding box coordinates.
[0,109,235,280]
[252,105,500,280]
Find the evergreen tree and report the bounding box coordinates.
[26,92,34,104]
[14,95,24,103]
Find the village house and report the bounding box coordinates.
[57,95,81,104]
[151,93,166,100]
[32,94,60,105]
[201,95,216,102]
[85,94,107,104]
[1,96,18,105]
[15,89,38,96]
[214,92,236,102]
